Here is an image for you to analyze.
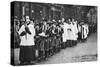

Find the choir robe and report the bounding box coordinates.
[81,24,89,39]
[71,23,78,40]
[18,23,36,63]
[62,23,70,42]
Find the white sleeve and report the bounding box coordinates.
[76,26,78,33]
[29,25,36,36]
[18,25,24,35]
[74,25,78,34]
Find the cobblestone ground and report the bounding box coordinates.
[13,32,97,65]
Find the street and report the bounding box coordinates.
[38,32,97,64]
[13,32,97,65]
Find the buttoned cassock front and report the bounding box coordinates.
[18,24,35,46]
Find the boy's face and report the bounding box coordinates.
[25,16,30,23]
[62,18,64,22]
[44,22,46,25]
[72,19,74,22]
[68,19,71,22]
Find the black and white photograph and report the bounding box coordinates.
[11,1,97,66]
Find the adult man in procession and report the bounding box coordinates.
[18,16,36,64]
